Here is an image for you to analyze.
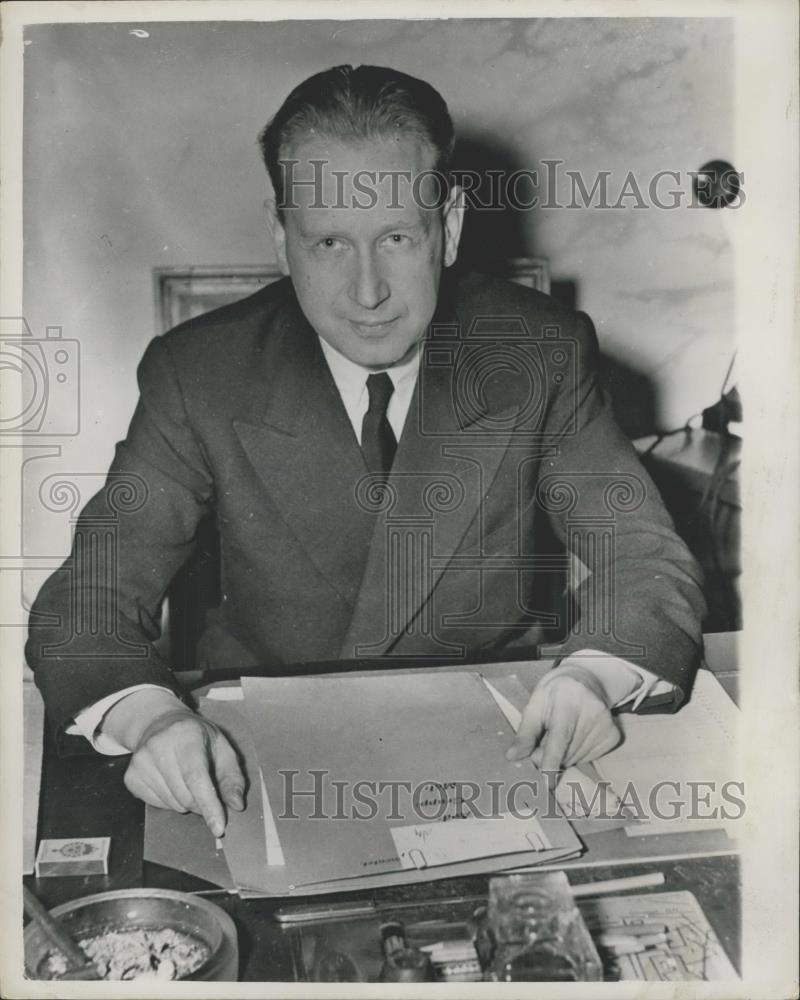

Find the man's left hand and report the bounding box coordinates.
[505,663,623,774]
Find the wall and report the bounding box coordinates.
[20,16,735,591]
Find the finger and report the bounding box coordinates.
[124,766,176,812]
[506,691,547,760]
[531,744,562,789]
[180,746,227,837]
[539,716,575,775]
[142,719,221,815]
[557,711,599,767]
[211,734,246,811]
[563,700,619,764]
[565,721,621,767]
[142,744,203,813]
[131,750,192,813]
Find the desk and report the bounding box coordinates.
[25,639,741,981]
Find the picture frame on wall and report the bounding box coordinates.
[153,257,550,333]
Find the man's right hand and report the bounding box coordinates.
[100,689,246,838]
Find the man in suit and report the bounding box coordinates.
[27,65,705,838]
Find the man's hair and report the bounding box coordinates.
[258,64,455,207]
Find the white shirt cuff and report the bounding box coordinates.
[66,684,180,755]
[562,649,674,710]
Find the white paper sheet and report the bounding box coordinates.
[390,812,551,869]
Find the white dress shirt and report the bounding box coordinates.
[68,334,672,752]
[316,335,422,445]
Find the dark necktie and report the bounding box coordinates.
[361,372,397,477]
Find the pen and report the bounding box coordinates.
[274,900,378,924]
[272,872,667,924]
[274,892,487,924]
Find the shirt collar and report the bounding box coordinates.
[317,335,422,404]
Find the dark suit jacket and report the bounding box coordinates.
[27,272,706,750]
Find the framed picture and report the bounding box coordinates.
[498,256,550,293]
[154,264,285,333]
[153,257,550,333]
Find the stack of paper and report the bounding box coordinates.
[578,890,739,980]
[594,669,742,839]
[145,670,582,896]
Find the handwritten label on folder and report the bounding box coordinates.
[390,814,552,870]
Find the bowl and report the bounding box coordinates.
[24,888,239,982]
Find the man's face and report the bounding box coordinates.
[268,133,463,369]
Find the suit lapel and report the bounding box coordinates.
[233,300,374,609]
